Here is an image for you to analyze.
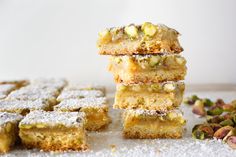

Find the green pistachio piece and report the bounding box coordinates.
[219,119,234,126]
[149,55,161,67]
[207,107,223,116]
[141,22,157,37]
[192,130,205,140]
[202,98,214,107]
[124,25,138,39]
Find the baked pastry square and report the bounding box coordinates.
[54,97,111,131]
[108,54,187,84]
[97,22,183,55]
[0,99,50,115]
[123,109,186,139]
[57,90,104,102]
[7,86,58,106]
[114,82,185,111]
[0,112,23,153]
[19,110,88,151]
[31,78,68,91]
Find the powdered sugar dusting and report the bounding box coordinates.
[20,110,85,128]
[0,99,49,111]
[57,90,104,101]
[0,112,23,127]
[54,97,107,111]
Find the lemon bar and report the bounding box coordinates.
[31,78,68,91]
[19,110,88,151]
[97,22,183,55]
[0,84,17,99]
[57,90,104,102]
[114,82,185,111]
[54,97,111,131]
[108,54,187,84]
[0,99,50,115]
[7,86,59,105]
[0,112,23,153]
[123,109,186,139]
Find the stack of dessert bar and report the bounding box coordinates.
[97,22,187,138]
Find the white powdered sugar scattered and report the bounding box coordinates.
[31,78,68,90]
[0,84,17,99]
[0,99,49,111]
[54,97,107,111]
[7,87,57,101]
[64,84,105,93]
[126,108,183,117]
[57,90,104,101]
[0,112,23,127]
[20,110,85,128]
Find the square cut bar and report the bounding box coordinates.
[30,78,68,91]
[0,84,17,99]
[108,54,187,84]
[54,97,111,131]
[64,84,106,95]
[57,90,104,102]
[114,82,185,111]
[0,99,50,116]
[0,112,23,153]
[19,110,88,151]
[6,86,59,106]
[123,109,186,139]
[97,22,183,55]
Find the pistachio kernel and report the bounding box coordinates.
[207,106,223,116]
[141,22,157,37]
[149,55,161,67]
[226,136,236,149]
[192,130,205,140]
[150,84,160,92]
[192,100,206,117]
[202,98,214,107]
[175,57,186,65]
[219,119,234,126]
[124,25,138,39]
[163,83,176,92]
[213,126,233,139]
[98,29,112,43]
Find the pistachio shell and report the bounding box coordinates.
[213,126,233,139]
[192,100,206,117]
[227,136,236,149]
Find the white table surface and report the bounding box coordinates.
[2,89,236,157]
